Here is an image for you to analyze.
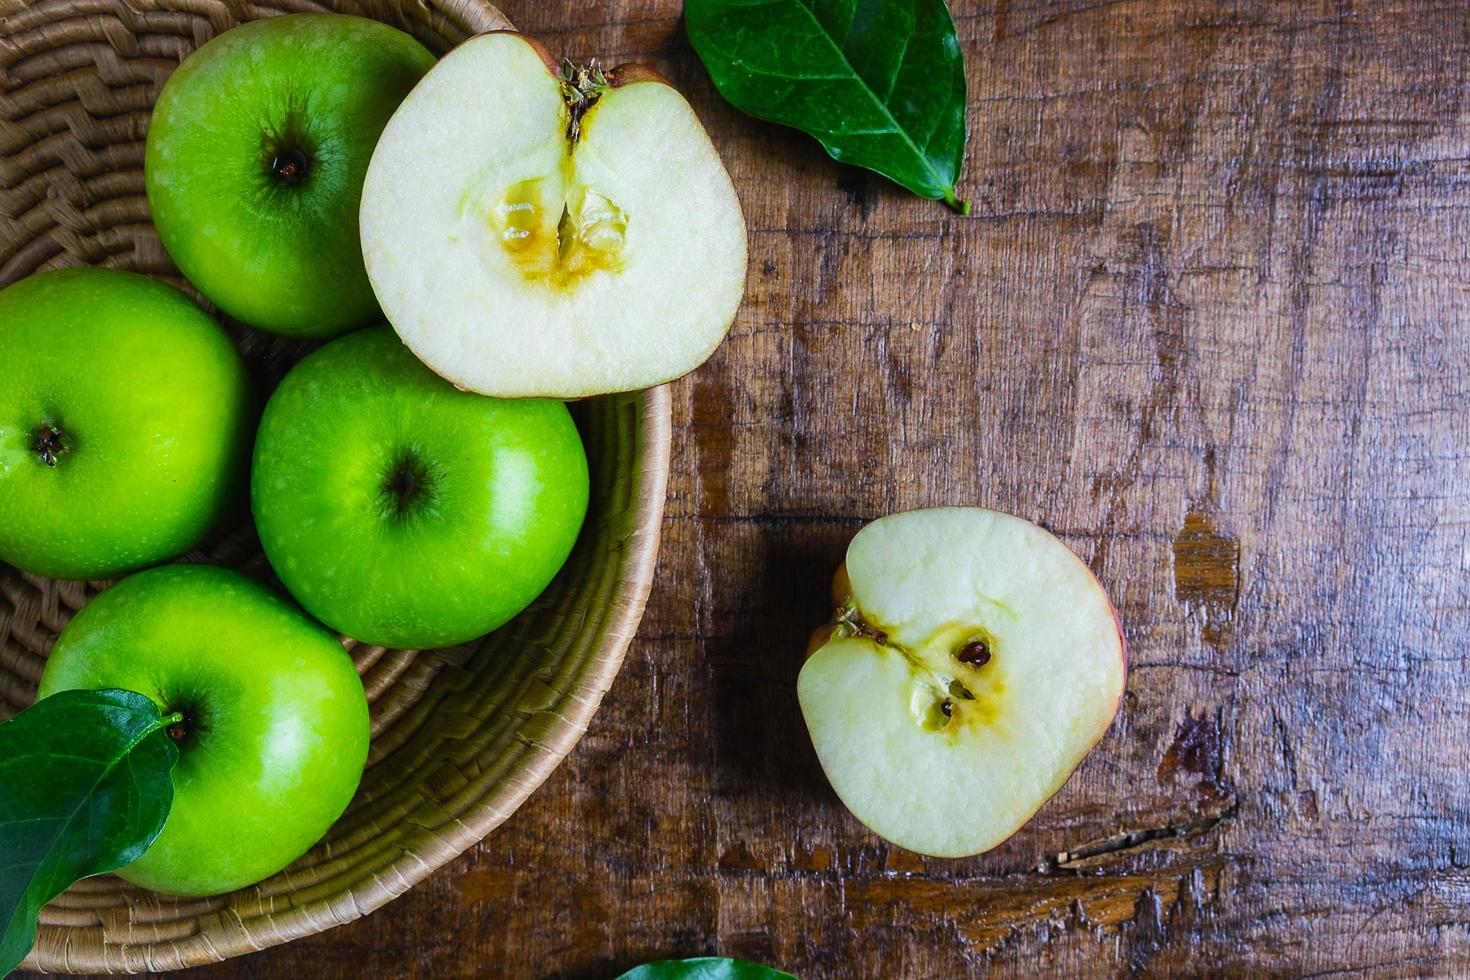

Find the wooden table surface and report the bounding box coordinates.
[27,0,1470,976]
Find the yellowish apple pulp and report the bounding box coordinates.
[489,175,628,289]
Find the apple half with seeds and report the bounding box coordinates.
[360,31,747,398]
[798,508,1127,858]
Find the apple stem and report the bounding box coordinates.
[161,711,186,742]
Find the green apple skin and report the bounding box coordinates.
[145,14,435,338]
[0,268,254,580]
[251,327,590,649]
[37,564,370,897]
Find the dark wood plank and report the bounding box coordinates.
[25,0,1470,975]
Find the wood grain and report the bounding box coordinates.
[20,0,1470,975]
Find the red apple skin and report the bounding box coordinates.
[607,64,674,88]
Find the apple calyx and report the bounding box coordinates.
[269,146,311,186]
[31,423,67,467]
[380,451,436,519]
[262,117,315,189]
[810,563,1000,736]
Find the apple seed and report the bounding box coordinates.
[917,692,953,731]
[955,638,992,667]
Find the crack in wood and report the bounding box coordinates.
[1046,802,1239,870]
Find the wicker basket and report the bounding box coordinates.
[0,0,671,971]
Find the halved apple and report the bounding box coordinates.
[360,31,747,397]
[798,508,1127,858]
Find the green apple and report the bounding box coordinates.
[798,508,1127,858]
[0,268,253,580]
[251,326,589,649]
[37,564,370,896]
[145,14,435,338]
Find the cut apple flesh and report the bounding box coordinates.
[360,32,747,397]
[797,508,1127,858]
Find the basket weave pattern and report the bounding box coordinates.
[0,0,671,970]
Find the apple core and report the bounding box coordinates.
[490,178,628,289]
[824,603,1005,740]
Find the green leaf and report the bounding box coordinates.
[686,0,970,212]
[0,689,178,976]
[616,957,798,979]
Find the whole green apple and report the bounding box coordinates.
[37,564,370,896]
[251,326,589,649]
[0,268,253,580]
[145,14,435,338]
